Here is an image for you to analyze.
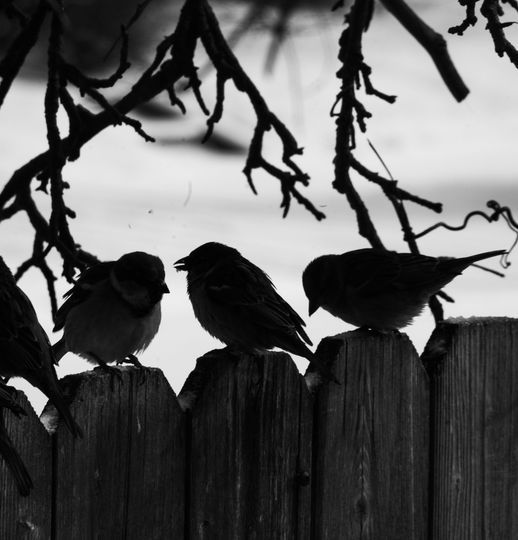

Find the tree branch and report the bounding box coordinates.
[380,0,469,102]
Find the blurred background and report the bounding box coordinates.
[1,0,517,412]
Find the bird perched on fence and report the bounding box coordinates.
[174,242,338,382]
[0,257,82,438]
[0,382,33,496]
[53,252,169,375]
[302,248,507,331]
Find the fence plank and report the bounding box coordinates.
[53,367,185,540]
[0,391,52,540]
[312,331,429,540]
[189,351,312,539]
[425,317,518,540]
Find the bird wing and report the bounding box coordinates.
[341,249,442,295]
[0,284,51,373]
[53,261,113,331]
[390,252,445,290]
[205,258,312,345]
[340,249,401,293]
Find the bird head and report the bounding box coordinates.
[174,242,240,274]
[111,252,169,310]
[302,256,336,316]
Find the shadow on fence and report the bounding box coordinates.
[0,317,517,539]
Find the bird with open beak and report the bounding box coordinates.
[175,242,338,382]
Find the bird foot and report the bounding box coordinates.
[93,362,123,390]
[118,354,151,385]
[223,345,249,361]
[89,351,123,389]
[357,326,399,335]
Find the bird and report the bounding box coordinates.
[0,382,33,496]
[0,256,82,438]
[53,251,169,375]
[302,248,507,331]
[174,242,338,382]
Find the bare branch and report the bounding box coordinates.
[0,0,320,294]
[380,0,469,102]
[481,0,518,67]
[449,0,479,34]
[0,1,48,107]
[413,200,517,268]
[332,0,385,248]
[197,0,318,219]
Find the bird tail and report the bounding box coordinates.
[52,337,67,365]
[52,393,83,439]
[42,383,83,439]
[284,339,339,384]
[0,414,33,496]
[456,249,507,266]
[439,249,507,279]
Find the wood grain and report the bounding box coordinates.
[312,331,429,540]
[427,317,518,540]
[0,391,52,540]
[53,367,185,540]
[189,350,312,539]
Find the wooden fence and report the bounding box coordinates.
[0,317,517,539]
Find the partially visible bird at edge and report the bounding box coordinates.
[0,256,82,439]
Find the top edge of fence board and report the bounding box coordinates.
[313,330,422,382]
[322,328,418,356]
[421,317,518,374]
[179,348,312,412]
[437,316,518,326]
[56,365,182,407]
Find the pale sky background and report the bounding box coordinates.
[1,0,517,412]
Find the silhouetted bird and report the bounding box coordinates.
[303,248,507,330]
[53,252,169,373]
[0,382,32,496]
[174,242,337,382]
[0,257,82,438]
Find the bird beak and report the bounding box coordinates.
[174,256,188,271]
[308,299,320,316]
[162,281,170,294]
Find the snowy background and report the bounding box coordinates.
[1,0,517,411]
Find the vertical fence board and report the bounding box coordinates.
[124,369,186,539]
[426,317,518,540]
[53,367,185,540]
[312,332,429,540]
[189,351,312,539]
[0,392,52,539]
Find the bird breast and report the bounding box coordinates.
[325,287,425,330]
[188,281,240,345]
[63,281,162,363]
